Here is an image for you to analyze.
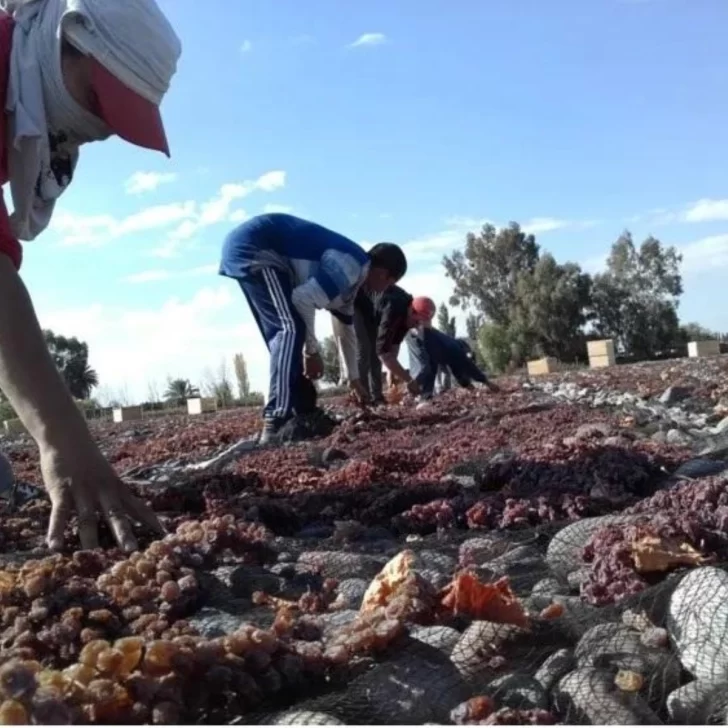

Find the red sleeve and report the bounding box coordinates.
[0,14,20,270]
[0,190,21,270]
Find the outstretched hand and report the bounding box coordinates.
[41,442,165,552]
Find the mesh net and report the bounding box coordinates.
[3,372,728,724]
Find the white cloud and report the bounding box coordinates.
[255,171,286,192]
[262,203,293,214]
[683,199,728,223]
[123,263,218,284]
[240,39,252,53]
[522,217,571,235]
[36,285,271,404]
[52,170,287,250]
[679,233,728,273]
[124,171,177,195]
[349,33,387,48]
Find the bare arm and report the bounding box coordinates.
[0,255,90,448]
[379,351,412,384]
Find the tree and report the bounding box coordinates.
[233,353,250,399]
[164,378,198,406]
[146,380,162,404]
[465,314,487,369]
[590,232,683,359]
[510,255,592,363]
[214,359,235,406]
[321,336,341,385]
[477,323,512,374]
[443,222,540,326]
[436,304,456,337]
[43,329,99,399]
[679,322,724,342]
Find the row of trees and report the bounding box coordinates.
[144,352,261,409]
[443,223,724,373]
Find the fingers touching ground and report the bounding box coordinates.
[46,487,73,552]
[48,480,165,554]
[122,490,166,538]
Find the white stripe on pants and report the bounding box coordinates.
[261,268,298,419]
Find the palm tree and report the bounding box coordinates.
[164,378,198,406]
[64,360,99,399]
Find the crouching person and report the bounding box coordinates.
[219,213,407,443]
[354,284,420,404]
[406,297,499,399]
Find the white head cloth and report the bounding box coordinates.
[0,0,181,241]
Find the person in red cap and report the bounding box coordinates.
[0,0,181,552]
[406,297,499,399]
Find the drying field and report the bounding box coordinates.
[0,355,728,724]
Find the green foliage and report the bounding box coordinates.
[164,378,198,406]
[43,329,98,399]
[233,353,250,399]
[443,222,540,326]
[511,255,592,363]
[678,322,727,343]
[477,323,513,374]
[321,336,341,384]
[590,232,683,358]
[442,220,691,367]
[444,224,591,368]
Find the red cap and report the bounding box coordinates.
[411,296,436,321]
[90,59,170,156]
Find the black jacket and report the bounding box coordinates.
[355,285,413,356]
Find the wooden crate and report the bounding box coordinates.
[688,340,720,358]
[527,357,558,376]
[187,397,218,415]
[3,418,27,436]
[587,339,615,359]
[112,406,143,423]
[589,355,615,369]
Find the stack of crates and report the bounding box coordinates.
[526,357,558,376]
[588,339,616,369]
[688,340,720,358]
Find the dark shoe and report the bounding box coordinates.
[258,416,290,446]
[277,409,336,444]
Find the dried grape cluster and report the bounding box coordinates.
[398,499,457,532]
[0,624,316,724]
[291,609,407,667]
[450,697,556,725]
[0,517,272,667]
[581,477,728,605]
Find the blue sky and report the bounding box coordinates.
[21,0,728,402]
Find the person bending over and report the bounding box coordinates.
[354,283,420,405]
[219,213,407,443]
[0,0,181,552]
[406,297,499,399]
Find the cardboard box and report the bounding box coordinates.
[589,355,615,369]
[688,340,720,358]
[187,397,218,415]
[527,357,558,376]
[112,406,143,423]
[587,339,615,359]
[3,418,27,435]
